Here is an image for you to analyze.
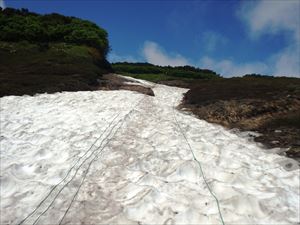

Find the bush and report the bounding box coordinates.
[0,8,109,56]
[112,62,220,80]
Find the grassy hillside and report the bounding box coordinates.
[181,76,300,158]
[0,8,111,97]
[184,76,300,104]
[0,41,112,96]
[112,62,220,81]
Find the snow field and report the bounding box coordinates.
[1,82,299,224]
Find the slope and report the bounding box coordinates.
[1,79,299,224]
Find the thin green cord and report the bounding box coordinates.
[172,97,226,225]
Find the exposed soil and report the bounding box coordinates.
[98,74,154,96]
[179,77,300,161]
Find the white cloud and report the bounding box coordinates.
[201,31,227,52]
[141,41,270,77]
[199,56,269,77]
[108,52,139,63]
[142,41,189,66]
[238,0,300,40]
[0,0,5,9]
[238,0,300,77]
[272,44,300,76]
[196,1,300,77]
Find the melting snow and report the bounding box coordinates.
[0,82,299,224]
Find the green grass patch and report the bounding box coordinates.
[112,62,220,81]
[118,72,182,82]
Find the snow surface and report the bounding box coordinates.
[1,82,299,224]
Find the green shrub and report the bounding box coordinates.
[112,62,220,80]
[0,8,109,56]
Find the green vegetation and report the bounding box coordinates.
[0,8,112,97]
[0,8,109,56]
[0,41,111,97]
[117,73,175,82]
[243,73,274,78]
[112,62,220,81]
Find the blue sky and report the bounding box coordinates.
[3,0,300,77]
